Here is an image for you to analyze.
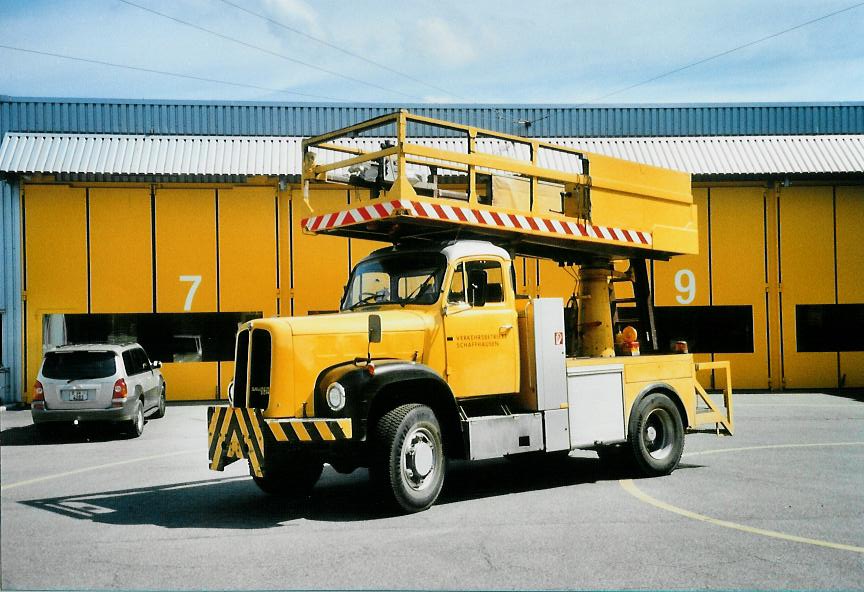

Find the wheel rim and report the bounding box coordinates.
[400,426,438,491]
[642,408,674,460]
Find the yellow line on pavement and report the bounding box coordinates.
[685,441,864,457]
[620,440,864,555]
[1,449,198,492]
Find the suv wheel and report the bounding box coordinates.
[126,400,145,438]
[152,383,167,419]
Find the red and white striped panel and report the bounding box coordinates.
[302,199,652,247]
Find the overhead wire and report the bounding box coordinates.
[217,0,466,101]
[0,44,346,101]
[116,0,424,101]
[586,1,864,103]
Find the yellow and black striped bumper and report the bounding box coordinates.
[207,406,353,478]
[268,417,353,443]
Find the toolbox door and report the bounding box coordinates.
[566,364,625,449]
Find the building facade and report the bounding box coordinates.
[1,97,863,402]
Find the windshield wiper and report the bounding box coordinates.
[66,375,99,383]
[347,293,383,311]
[400,272,437,307]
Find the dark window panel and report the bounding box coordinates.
[796,304,864,352]
[64,312,262,363]
[654,305,754,354]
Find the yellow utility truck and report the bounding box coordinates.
[207,111,733,512]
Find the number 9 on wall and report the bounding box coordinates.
[674,269,696,305]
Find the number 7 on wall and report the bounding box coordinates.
[179,275,202,311]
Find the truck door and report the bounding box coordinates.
[443,258,520,397]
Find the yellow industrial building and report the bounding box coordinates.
[1,98,862,401]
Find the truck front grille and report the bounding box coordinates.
[233,329,249,407]
[248,329,272,410]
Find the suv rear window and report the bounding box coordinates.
[42,351,117,380]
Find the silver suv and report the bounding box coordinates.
[32,343,166,438]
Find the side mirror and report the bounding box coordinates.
[152,360,162,369]
[368,314,382,344]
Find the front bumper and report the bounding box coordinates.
[207,406,353,477]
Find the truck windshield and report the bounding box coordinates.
[342,252,447,310]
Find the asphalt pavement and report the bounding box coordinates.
[1,392,863,590]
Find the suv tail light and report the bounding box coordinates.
[32,380,45,410]
[112,378,128,408]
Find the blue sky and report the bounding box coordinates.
[1,0,863,104]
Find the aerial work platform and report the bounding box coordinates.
[300,110,697,263]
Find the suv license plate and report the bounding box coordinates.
[70,392,89,401]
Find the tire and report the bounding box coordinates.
[152,383,167,419]
[252,457,324,498]
[126,399,145,438]
[371,404,446,513]
[627,392,684,476]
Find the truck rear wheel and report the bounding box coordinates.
[628,392,684,476]
[372,403,446,513]
[252,457,323,498]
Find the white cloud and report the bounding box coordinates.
[416,17,478,67]
[259,0,326,40]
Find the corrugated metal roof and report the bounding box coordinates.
[0,133,295,176]
[3,97,864,138]
[552,135,864,175]
[2,132,863,176]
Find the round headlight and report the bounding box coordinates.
[227,381,235,405]
[326,382,346,412]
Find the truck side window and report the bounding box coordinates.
[449,260,505,307]
[482,263,505,303]
[448,264,466,304]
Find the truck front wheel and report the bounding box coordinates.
[372,404,446,513]
[628,392,684,476]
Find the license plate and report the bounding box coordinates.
[69,391,89,401]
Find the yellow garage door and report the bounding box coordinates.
[653,188,712,385]
[218,186,279,397]
[292,189,350,316]
[23,185,88,400]
[710,187,769,389]
[835,186,864,387]
[155,188,219,400]
[537,258,577,301]
[779,186,837,389]
[278,186,292,316]
[89,188,152,313]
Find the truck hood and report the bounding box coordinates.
[284,308,434,336]
[259,308,437,418]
